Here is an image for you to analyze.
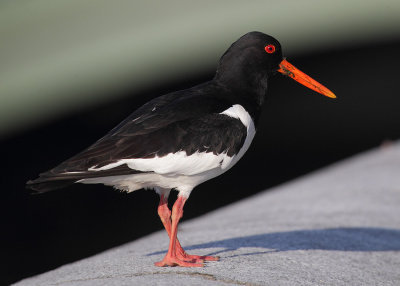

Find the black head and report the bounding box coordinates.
[215,32,283,84]
[215,31,336,100]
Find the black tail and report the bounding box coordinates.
[26,176,78,193]
[26,164,143,193]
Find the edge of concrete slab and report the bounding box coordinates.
[14,142,400,286]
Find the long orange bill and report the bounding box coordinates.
[278,59,336,98]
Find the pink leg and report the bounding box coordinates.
[156,195,219,265]
[155,196,218,267]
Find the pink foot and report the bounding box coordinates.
[178,251,220,263]
[154,195,218,267]
[176,243,219,262]
[154,255,204,267]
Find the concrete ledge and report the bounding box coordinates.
[15,142,400,285]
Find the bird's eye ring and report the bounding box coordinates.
[265,44,276,54]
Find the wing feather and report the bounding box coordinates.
[27,82,249,192]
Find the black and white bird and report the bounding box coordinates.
[27,32,335,267]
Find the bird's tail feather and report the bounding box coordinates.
[26,176,77,193]
[26,165,143,193]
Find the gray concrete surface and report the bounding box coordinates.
[15,143,400,285]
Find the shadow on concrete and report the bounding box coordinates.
[148,227,400,257]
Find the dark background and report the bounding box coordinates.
[2,39,400,285]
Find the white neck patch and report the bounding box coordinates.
[219,104,256,168]
[220,104,254,131]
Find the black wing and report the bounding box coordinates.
[27,82,248,192]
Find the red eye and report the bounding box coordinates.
[265,44,276,54]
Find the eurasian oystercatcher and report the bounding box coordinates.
[27,31,335,267]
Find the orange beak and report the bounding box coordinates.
[278,59,336,99]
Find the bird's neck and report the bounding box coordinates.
[214,68,268,126]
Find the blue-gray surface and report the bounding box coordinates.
[15,143,400,285]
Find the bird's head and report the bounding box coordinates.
[215,31,335,99]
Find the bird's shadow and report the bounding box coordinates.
[147,227,400,257]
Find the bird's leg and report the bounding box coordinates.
[156,194,219,265]
[157,194,173,234]
[155,196,205,267]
